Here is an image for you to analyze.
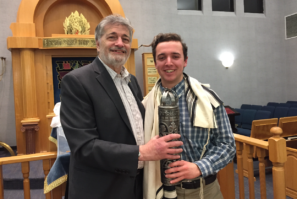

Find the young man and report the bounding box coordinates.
[60,16,182,199]
[143,33,236,199]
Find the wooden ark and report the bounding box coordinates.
[7,0,138,155]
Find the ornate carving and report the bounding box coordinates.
[21,124,39,154]
[43,38,96,48]
[63,11,90,35]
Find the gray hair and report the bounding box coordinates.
[95,14,133,43]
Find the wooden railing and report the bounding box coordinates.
[0,127,288,199]
[234,126,287,199]
[0,152,56,199]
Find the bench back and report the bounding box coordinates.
[250,118,278,140]
[278,116,297,138]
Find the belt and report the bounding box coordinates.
[136,169,143,175]
[178,174,216,189]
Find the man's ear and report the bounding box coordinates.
[96,40,100,53]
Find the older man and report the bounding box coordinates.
[60,16,182,199]
[143,33,236,199]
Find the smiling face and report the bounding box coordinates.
[96,23,131,73]
[155,41,188,89]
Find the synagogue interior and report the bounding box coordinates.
[0,0,296,198]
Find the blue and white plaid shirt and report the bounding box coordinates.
[160,79,236,177]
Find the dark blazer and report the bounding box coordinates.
[60,57,145,199]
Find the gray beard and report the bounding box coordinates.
[99,50,130,69]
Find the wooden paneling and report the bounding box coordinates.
[20,49,38,118]
[7,37,39,48]
[10,23,36,37]
[11,49,27,155]
[217,162,235,199]
[285,140,297,198]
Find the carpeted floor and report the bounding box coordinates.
[0,148,45,199]
[233,161,293,199]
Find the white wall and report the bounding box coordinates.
[0,0,22,146]
[284,1,297,101]
[120,0,288,108]
[0,0,296,145]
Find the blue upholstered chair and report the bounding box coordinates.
[241,104,251,109]
[234,108,243,127]
[290,104,297,108]
[287,108,297,117]
[273,107,289,119]
[278,103,291,108]
[286,101,297,105]
[241,110,257,129]
[236,110,257,136]
[260,106,275,116]
[254,110,272,120]
[250,105,262,111]
[267,102,279,107]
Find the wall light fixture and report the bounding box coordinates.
[220,52,234,69]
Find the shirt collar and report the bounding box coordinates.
[173,79,185,98]
[160,78,185,98]
[98,57,131,82]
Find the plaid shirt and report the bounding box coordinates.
[160,79,235,177]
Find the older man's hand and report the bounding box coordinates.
[139,134,183,161]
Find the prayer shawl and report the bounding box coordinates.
[142,74,222,199]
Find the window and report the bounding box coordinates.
[212,0,234,12]
[177,0,201,11]
[244,0,264,13]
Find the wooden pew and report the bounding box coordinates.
[234,128,287,199]
[285,140,297,198]
[240,118,278,178]
[278,116,297,138]
[240,116,297,198]
[279,116,297,198]
[250,118,279,140]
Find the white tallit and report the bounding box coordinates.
[142,76,221,199]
